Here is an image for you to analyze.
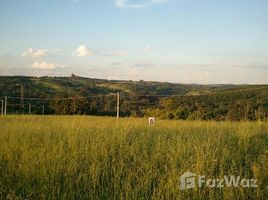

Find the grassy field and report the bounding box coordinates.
[0,116,268,200]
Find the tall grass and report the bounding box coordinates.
[0,116,267,200]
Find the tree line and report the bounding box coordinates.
[1,76,267,121]
[4,90,268,121]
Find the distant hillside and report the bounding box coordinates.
[0,75,268,120]
[0,75,263,97]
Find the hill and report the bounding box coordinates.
[0,75,267,120]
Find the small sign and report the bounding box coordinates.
[148,117,155,125]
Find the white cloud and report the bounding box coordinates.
[32,62,65,70]
[232,63,268,69]
[151,0,169,3]
[115,0,144,8]
[73,45,91,57]
[97,50,127,56]
[144,45,151,52]
[73,45,126,57]
[114,0,169,8]
[22,48,48,58]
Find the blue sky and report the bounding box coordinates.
[0,0,268,84]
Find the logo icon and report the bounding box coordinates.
[179,171,197,190]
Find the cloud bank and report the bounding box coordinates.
[22,48,48,58]
[32,62,65,70]
[73,45,126,57]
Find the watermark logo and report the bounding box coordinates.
[179,171,197,190]
[179,171,258,190]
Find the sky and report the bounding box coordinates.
[0,0,268,84]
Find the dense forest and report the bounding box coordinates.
[0,75,267,121]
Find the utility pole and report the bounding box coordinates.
[29,103,31,115]
[16,83,24,114]
[42,105,44,115]
[116,92,120,119]
[1,99,3,115]
[4,96,7,115]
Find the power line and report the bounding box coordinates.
[7,93,117,101]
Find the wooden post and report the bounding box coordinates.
[258,107,261,121]
[20,84,24,114]
[42,105,44,115]
[4,96,7,115]
[1,99,3,115]
[116,92,120,119]
[29,103,31,115]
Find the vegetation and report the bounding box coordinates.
[0,75,268,120]
[0,116,267,200]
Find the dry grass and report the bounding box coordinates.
[0,116,267,199]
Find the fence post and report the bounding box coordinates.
[20,84,24,114]
[29,103,31,115]
[4,96,7,115]
[42,105,44,115]
[117,92,120,119]
[1,99,3,115]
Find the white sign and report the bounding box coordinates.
[148,117,155,125]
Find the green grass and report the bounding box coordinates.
[0,116,268,200]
